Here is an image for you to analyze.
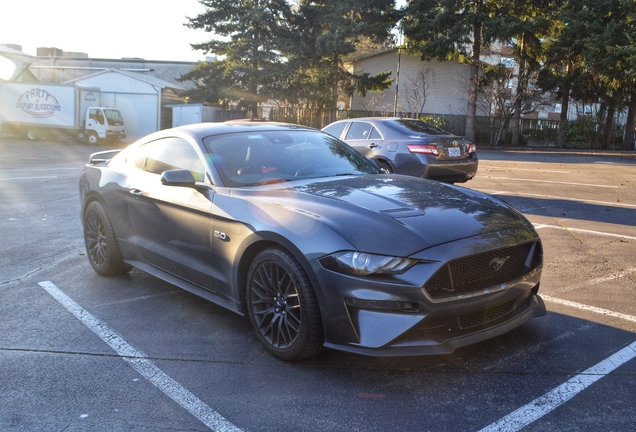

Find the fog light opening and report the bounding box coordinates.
[345,298,419,312]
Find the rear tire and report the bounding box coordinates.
[379,160,394,173]
[83,201,132,276]
[246,247,324,361]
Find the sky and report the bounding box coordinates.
[1,1,408,63]
[0,0,212,62]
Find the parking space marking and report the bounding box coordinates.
[475,189,636,209]
[478,338,636,431]
[484,176,618,188]
[553,268,636,294]
[38,281,242,432]
[542,295,636,324]
[0,176,58,181]
[480,291,636,431]
[533,224,636,241]
[482,205,636,430]
[496,192,636,209]
[484,168,571,174]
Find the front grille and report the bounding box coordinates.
[458,299,516,329]
[424,241,541,299]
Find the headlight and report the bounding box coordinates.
[319,251,418,276]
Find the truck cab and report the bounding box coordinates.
[84,107,126,144]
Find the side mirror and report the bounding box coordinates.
[160,169,196,187]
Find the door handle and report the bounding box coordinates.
[368,143,379,148]
[129,189,144,196]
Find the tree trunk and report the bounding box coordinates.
[624,103,636,150]
[511,58,525,146]
[331,52,339,123]
[603,102,616,149]
[465,22,481,142]
[557,62,572,147]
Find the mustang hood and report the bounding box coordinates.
[244,175,533,256]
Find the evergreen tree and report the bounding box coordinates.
[284,0,399,119]
[183,0,292,114]
[537,0,588,146]
[585,0,636,148]
[402,0,496,141]
[490,0,556,146]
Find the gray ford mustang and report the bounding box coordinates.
[79,121,546,361]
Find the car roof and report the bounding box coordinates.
[137,121,318,143]
[328,117,421,125]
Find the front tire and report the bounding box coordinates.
[87,132,99,145]
[83,201,132,276]
[246,247,324,361]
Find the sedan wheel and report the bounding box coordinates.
[379,160,394,173]
[246,247,324,360]
[83,201,132,276]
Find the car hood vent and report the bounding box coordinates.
[379,207,426,218]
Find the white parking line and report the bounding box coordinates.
[480,296,636,431]
[478,339,636,431]
[38,281,242,432]
[533,224,636,241]
[0,176,58,181]
[553,268,636,294]
[484,168,571,174]
[484,176,619,188]
[543,295,636,324]
[482,218,636,430]
[486,191,636,209]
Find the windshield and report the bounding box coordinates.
[203,130,380,187]
[104,109,124,126]
[386,119,449,135]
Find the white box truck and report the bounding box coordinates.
[0,82,126,143]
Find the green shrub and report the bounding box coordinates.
[419,116,450,131]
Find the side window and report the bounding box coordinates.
[323,122,347,139]
[369,127,382,139]
[345,122,374,140]
[126,138,206,182]
[89,108,104,125]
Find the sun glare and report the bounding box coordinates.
[0,55,16,80]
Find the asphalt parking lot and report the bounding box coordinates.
[1,135,635,431]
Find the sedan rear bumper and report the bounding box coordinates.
[390,154,479,182]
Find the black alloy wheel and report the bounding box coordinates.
[83,201,131,276]
[246,247,323,361]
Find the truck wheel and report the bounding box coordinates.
[26,130,38,140]
[87,132,99,144]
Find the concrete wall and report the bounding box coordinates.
[350,50,471,116]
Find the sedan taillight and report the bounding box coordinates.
[407,144,439,156]
[466,143,476,154]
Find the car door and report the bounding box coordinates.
[343,121,383,158]
[125,137,220,292]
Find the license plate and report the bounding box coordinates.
[448,147,461,157]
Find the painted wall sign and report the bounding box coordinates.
[15,88,63,118]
